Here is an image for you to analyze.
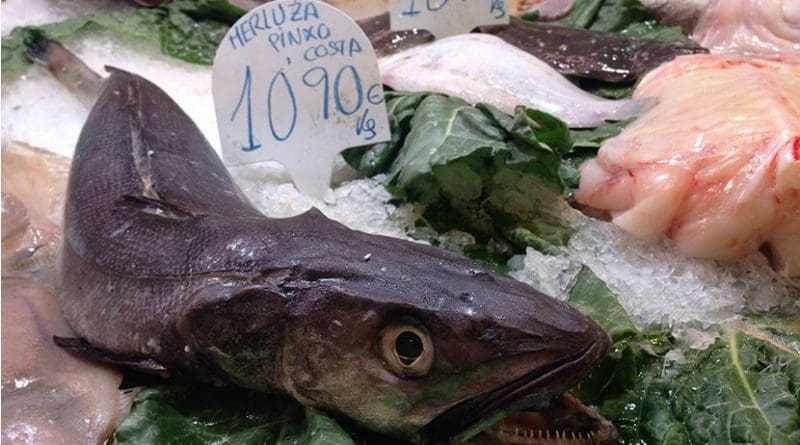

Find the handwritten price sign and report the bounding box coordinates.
[213,0,390,198]
[390,0,509,38]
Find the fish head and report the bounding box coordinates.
[273,211,611,444]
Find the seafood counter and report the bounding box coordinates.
[1,1,799,445]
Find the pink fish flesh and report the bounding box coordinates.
[576,54,800,277]
[1,155,125,445]
[379,34,643,128]
[694,0,800,63]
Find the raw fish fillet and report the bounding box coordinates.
[1,277,125,445]
[1,147,125,445]
[379,34,642,128]
[576,54,800,277]
[2,142,70,227]
[694,0,800,63]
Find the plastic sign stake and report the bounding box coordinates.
[213,0,390,199]
[389,0,509,38]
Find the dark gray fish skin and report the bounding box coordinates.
[479,18,707,82]
[359,13,706,82]
[58,68,610,443]
[357,13,434,57]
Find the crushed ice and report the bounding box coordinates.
[510,212,800,342]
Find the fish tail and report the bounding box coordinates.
[610,97,657,122]
[26,36,105,109]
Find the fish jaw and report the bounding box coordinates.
[265,218,611,443]
[425,333,609,444]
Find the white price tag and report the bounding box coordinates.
[213,0,390,199]
[389,0,510,38]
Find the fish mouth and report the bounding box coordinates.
[487,393,617,445]
[421,339,612,444]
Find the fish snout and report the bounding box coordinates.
[514,289,612,364]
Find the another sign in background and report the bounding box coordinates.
[389,0,509,38]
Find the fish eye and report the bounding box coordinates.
[379,320,434,378]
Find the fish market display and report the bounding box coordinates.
[479,18,707,82]
[693,0,800,62]
[379,34,643,127]
[2,188,125,445]
[576,54,800,277]
[57,67,611,443]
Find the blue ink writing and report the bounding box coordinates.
[356,108,377,140]
[303,38,363,62]
[301,66,330,119]
[267,70,297,141]
[267,23,331,53]
[490,0,505,19]
[367,84,384,105]
[401,0,421,16]
[228,0,320,50]
[333,65,363,116]
[230,66,262,152]
[398,0,507,21]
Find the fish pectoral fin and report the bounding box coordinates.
[120,194,202,220]
[53,336,170,375]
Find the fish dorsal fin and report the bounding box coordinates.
[121,194,202,220]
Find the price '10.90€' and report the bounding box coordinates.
[213,0,390,198]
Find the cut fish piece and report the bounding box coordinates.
[1,144,123,445]
[576,54,800,277]
[379,34,642,128]
[1,193,125,445]
[2,142,70,227]
[1,278,126,445]
[694,0,800,63]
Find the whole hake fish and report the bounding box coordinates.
[358,14,706,83]
[57,68,611,444]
